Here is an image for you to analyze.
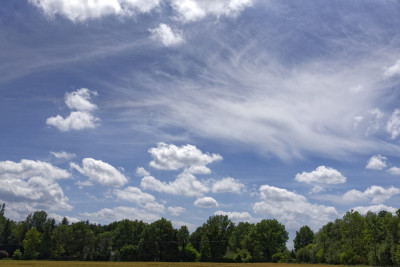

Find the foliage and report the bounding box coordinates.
[23,227,42,259]
[1,202,400,265]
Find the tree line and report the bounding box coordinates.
[1,203,400,265]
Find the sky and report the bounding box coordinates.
[1,0,400,247]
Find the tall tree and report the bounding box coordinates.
[249,219,288,262]
[201,215,234,261]
[294,225,314,252]
[23,227,42,259]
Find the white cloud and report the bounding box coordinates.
[75,180,94,188]
[388,166,400,175]
[140,171,208,197]
[383,59,400,78]
[0,159,71,180]
[194,196,218,208]
[0,159,72,220]
[47,88,100,132]
[50,151,76,160]
[65,88,98,112]
[144,202,165,214]
[136,167,150,177]
[366,155,387,170]
[168,206,185,216]
[342,185,400,204]
[46,111,99,131]
[148,143,222,174]
[150,24,184,47]
[386,109,400,139]
[214,210,254,223]
[81,206,160,224]
[29,0,161,22]
[70,158,128,187]
[352,204,398,215]
[295,166,346,192]
[48,213,80,224]
[171,0,253,22]
[115,186,156,204]
[253,185,338,230]
[211,177,245,194]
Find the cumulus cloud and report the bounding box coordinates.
[0,159,72,220]
[140,171,208,197]
[387,166,400,175]
[168,206,185,216]
[214,210,254,223]
[171,0,253,22]
[150,24,184,47]
[342,185,400,204]
[144,202,165,214]
[50,151,76,160]
[46,111,99,131]
[148,143,222,174]
[295,166,346,192]
[48,213,80,224]
[70,158,128,187]
[194,196,218,208]
[0,159,71,180]
[383,59,400,78]
[136,167,150,177]
[212,177,245,193]
[115,186,156,204]
[81,206,161,224]
[366,155,387,170]
[47,88,100,132]
[253,185,338,230]
[65,88,98,111]
[29,0,252,23]
[352,204,398,215]
[29,0,161,22]
[386,109,400,140]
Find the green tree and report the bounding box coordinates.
[294,225,314,252]
[200,215,234,261]
[95,231,113,260]
[50,224,71,259]
[249,219,288,262]
[340,210,366,264]
[23,227,42,259]
[138,218,179,261]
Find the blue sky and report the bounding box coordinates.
[2,0,400,246]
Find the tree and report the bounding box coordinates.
[138,218,179,261]
[95,231,113,260]
[228,222,254,262]
[23,227,42,259]
[249,219,288,262]
[51,224,71,259]
[294,225,314,252]
[200,215,234,261]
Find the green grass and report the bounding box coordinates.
[0,261,351,267]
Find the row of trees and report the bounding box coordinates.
[2,203,400,264]
[294,209,400,266]
[0,203,288,262]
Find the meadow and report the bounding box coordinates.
[0,261,349,267]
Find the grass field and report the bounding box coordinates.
[0,261,351,267]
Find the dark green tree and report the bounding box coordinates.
[294,225,314,252]
[200,215,234,261]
